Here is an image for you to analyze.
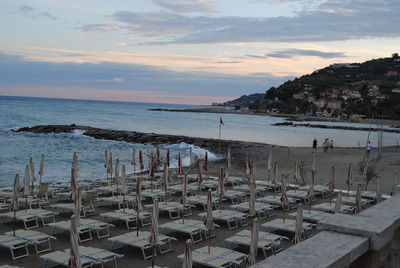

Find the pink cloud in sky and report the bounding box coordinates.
[0,85,234,105]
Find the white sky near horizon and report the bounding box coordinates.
[0,0,399,104]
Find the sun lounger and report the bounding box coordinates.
[144,201,192,219]
[187,195,221,211]
[332,196,372,207]
[286,190,314,204]
[261,218,313,237]
[40,250,98,268]
[289,209,331,223]
[50,192,95,217]
[233,185,268,197]
[0,265,23,268]
[219,190,247,204]
[198,209,248,230]
[232,229,288,254]
[100,209,151,230]
[312,202,354,214]
[225,177,246,186]
[168,184,198,195]
[299,185,332,197]
[78,246,124,267]
[0,209,57,229]
[96,195,135,209]
[256,181,281,192]
[231,202,275,219]
[0,234,29,260]
[159,219,209,243]
[257,195,296,211]
[177,246,246,268]
[4,229,56,254]
[109,231,175,260]
[50,218,114,242]
[141,189,170,201]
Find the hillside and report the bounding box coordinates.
[215,93,265,108]
[227,54,400,119]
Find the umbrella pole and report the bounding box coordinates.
[123,194,126,212]
[283,203,285,223]
[25,194,28,212]
[13,211,16,236]
[208,228,211,254]
[137,210,139,237]
[151,243,155,268]
[220,193,222,213]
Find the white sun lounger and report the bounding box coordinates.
[256,181,281,192]
[232,229,288,254]
[225,177,247,186]
[0,265,23,268]
[261,218,313,237]
[96,195,135,209]
[289,209,332,223]
[332,196,372,207]
[198,209,248,230]
[177,246,246,268]
[4,229,56,254]
[187,195,221,211]
[50,202,95,217]
[78,246,124,268]
[231,202,275,219]
[0,234,30,260]
[168,184,198,195]
[40,250,98,268]
[299,185,332,197]
[219,190,247,204]
[257,195,296,211]
[109,231,175,260]
[0,209,57,229]
[286,190,314,204]
[50,218,114,242]
[144,201,192,219]
[312,202,354,214]
[159,219,209,243]
[100,209,151,230]
[233,185,268,197]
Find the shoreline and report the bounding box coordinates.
[149,107,400,126]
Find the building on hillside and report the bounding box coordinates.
[392,88,400,93]
[307,96,316,103]
[313,98,327,108]
[293,92,305,100]
[368,86,380,97]
[327,100,343,110]
[376,94,390,100]
[386,71,399,77]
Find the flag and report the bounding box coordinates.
[219,117,224,126]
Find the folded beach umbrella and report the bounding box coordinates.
[249,174,257,218]
[149,157,155,179]
[225,161,229,178]
[139,150,144,171]
[245,154,250,177]
[246,218,259,266]
[69,215,81,268]
[132,149,136,173]
[156,147,161,166]
[114,158,120,185]
[134,176,143,236]
[166,149,170,168]
[12,174,20,236]
[70,153,79,202]
[104,150,109,178]
[308,170,315,198]
[218,167,225,196]
[189,147,194,167]
[227,148,231,168]
[204,189,214,253]
[334,192,342,214]
[329,166,335,192]
[23,165,31,197]
[376,176,382,203]
[182,174,188,206]
[294,160,300,185]
[345,164,353,195]
[149,199,159,244]
[108,152,113,179]
[182,239,193,268]
[74,187,82,226]
[267,152,272,182]
[272,162,278,185]
[355,183,362,213]
[293,204,303,244]
[29,156,35,185]
[204,152,208,172]
[280,176,288,204]
[121,165,128,196]
[163,162,169,203]
[178,152,183,175]
[38,154,45,184]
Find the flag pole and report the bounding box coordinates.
[218,118,222,167]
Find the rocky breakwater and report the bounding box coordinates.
[14,125,277,158]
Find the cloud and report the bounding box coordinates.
[216,61,242,64]
[76,24,119,33]
[266,49,346,58]
[107,0,400,44]
[149,0,219,13]
[0,53,292,101]
[17,5,58,20]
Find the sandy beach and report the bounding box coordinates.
[0,143,398,268]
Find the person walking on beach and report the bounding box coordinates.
[323,138,329,152]
[366,141,372,158]
[330,139,334,151]
[312,138,317,153]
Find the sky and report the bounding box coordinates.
[0,0,399,105]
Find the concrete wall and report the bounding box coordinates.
[253,194,400,268]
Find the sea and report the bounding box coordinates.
[0,95,399,186]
